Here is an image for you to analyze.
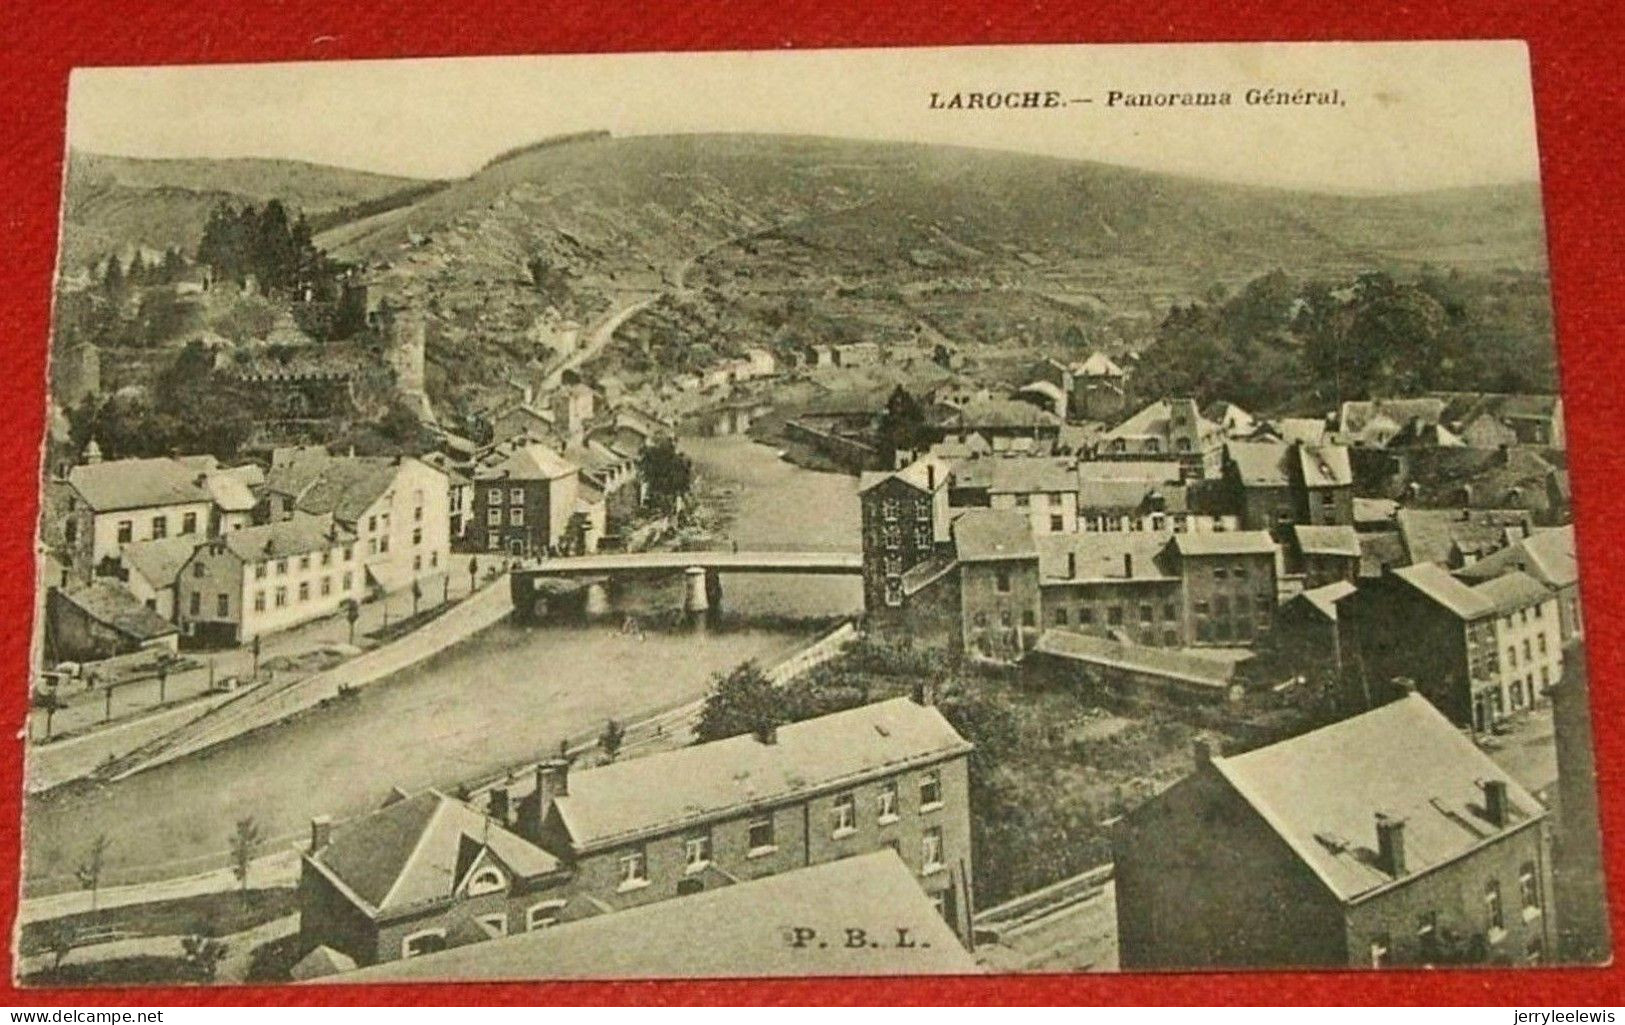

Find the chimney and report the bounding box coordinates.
[1067,551,1078,579]
[1193,739,1212,767]
[926,463,936,490]
[309,815,332,853]
[912,679,938,707]
[1123,552,1134,578]
[1482,778,1509,828]
[1375,813,1408,876]
[536,756,570,814]
[488,786,510,824]
[754,719,779,745]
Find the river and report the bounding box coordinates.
[21,435,863,894]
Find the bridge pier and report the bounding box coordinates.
[582,580,612,619]
[683,566,710,619]
[704,569,723,617]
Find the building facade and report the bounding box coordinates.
[175,515,358,645]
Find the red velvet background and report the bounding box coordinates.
[1,0,1621,1006]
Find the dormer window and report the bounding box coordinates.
[467,866,506,896]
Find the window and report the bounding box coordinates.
[253,590,266,612]
[1049,514,1064,532]
[1233,563,1248,579]
[488,508,502,526]
[298,581,310,602]
[476,913,507,938]
[748,814,775,853]
[1139,604,1154,623]
[1538,634,1548,655]
[995,569,1011,594]
[274,586,287,608]
[414,505,423,523]
[401,929,446,959]
[320,576,332,596]
[193,561,206,578]
[510,488,524,505]
[1021,609,1035,628]
[216,594,229,617]
[511,508,525,527]
[1486,879,1505,933]
[1214,566,1228,581]
[972,611,987,628]
[999,609,1013,629]
[342,572,353,591]
[832,792,857,836]
[488,488,502,505]
[1107,606,1123,626]
[920,769,943,810]
[151,516,168,539]
[181,512,198,535]
[1520,862,1541,914]
[1164,603,1178,621]
[1369,933,1391,968]
[1194,600,1209,616]
[188,592,201,616]
[276,559,287,576]
[255,563,267,580]
[380,535,390,553]
[618,848,648,889]
[116,520,133,544]
[368,515,377,532]
[922,826,944,872]
[684,830,712,871]
[344,546,354,562]
[412,527,423,546]
[878,780,899,822]
[1077,607,1094,625]
[1052,607,1069,626]
[1523,639,1532,662]
[1013,494,1029,508]
[321,550,332,567]
[299,555,311,571]
[527,900,566,930]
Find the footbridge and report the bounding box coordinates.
[510,550,863,619]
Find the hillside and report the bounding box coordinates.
[59,151,434,271]
[304,133,1546,412]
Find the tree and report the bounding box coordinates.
[410,579,422,618]
[101,254,125,296]
[32,687,63,741]
[180,934,228,981]
[599,718,626,762]
[875,385,933,459]
[75,834,109,912]
[343,599,360,645]
[694,660,779,744]
[640,438,694,514]
[40,918,76,975]
[467,556,479,595]
[229,816,262,901]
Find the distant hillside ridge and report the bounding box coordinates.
[481,130,614,171]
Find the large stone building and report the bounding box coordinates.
[1116,694,1555,969]
[1222,440,1355,531]
[1096,399,1226,481]
[469,441,582,557]
[175,514,358,645]
[858,456,952,611]
[57,456,223,581]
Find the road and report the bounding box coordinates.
[975,881,1120,973]
[541,291,659,389]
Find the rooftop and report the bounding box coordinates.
[1396,508,1533,568]
[215,513,354,564]
[333,851,978,981]
[56,580,178,642]
[858,455,951,495]
[1290,580,1358,620]
[1033,629,1237,690]
[119,535,200,588]
[1291,524,1361,558]
[951,509,1038,562]
[1391,562,1494,620]
[1035,532,1175,582]
[66,457,215,512]
[1171,531,1278,558]
[1470,570,1552,615]
[952,455,1075,495]
[550,697,971,853]
[1456,525,1578,590]
[475,442,579,483]
[1212,693,1544,903]
[1076,460,1182,484]
[308,790,561,919]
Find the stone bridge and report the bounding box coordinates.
[510,550,862,618]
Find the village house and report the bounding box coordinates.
[1394,508,1534,570]
[952,509,1042,660]
[419,451,474,545]
[174,514,357,645]
[946,455,1079,535]
[1335,398,1448,449]
[1027,352,1129,422]
[1029,628,1243,707]
[469,442,581,557]
[117,535,200,620]
[858,456,952,611]
[1284,524,1362,590]
[1336,563,1560,732]
[1096,399,1225,481]
[1221,440,1354,531]
[58,455,223,581]
[1075,478,1237,535]
[1431,392,1565,450]
[1456,525,1582,645]
[1268,580,1357,708]
[296,789,575,972]
[1035,532,1184,646]
[266,449,453,597]
[44,580,179,664]
[1170,531,1281,646]
[524,695,977,944]
[1115,694,1555,969]
[334,850,979,982]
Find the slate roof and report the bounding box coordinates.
[1226,442,1293,486]
[334,851,979,981]
[1455,525,1578,590]
[1431,391,1560,426]
[1075,480,1178,513]
[951,509,1037,562]
[218,514,353,564]
[1471,570,1552,615]
[1077,460,1182,483]
[1338,398,1446,439]
[1211,694,1544,903]
[1358,531,1407,578]
[900,554,958,597]
[1171,531,1278,558]
[475,442,578,483]
[1395,508,1533,568]
[1391,562,1494,620]
[1075,351,1125,377]
[1035,533,1175,582]
[1291,524,1361,558]
[57,581,177,642]
[120,536,200,589]
[951,456,1074,495]
[204,471,258,513]
[66,457,215,512]
[549,698,971,853]
[1273,418,1328,445]
[309,790,560,918]
[1102,399,1219,445]
[1033,629,1237,690]
[289,459,402,523]
[1293,580,1357,620]
[1353,497,1400,527]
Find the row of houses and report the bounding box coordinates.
[293,692,974,975]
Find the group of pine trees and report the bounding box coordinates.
[98,246,190,294]
[195,199,336,299]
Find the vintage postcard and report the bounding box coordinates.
[18,40,1606,985]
